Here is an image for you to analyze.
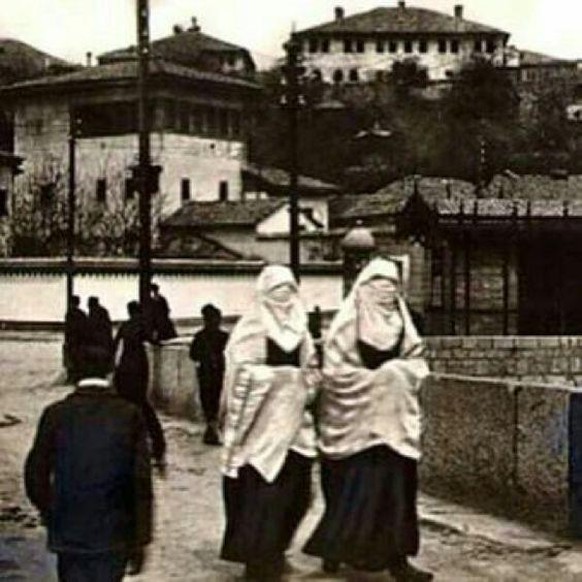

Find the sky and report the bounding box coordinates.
[1,0,582,68]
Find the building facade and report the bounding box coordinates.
[294,2,509,84]
[1,27,260,221]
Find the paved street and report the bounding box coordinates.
[3,336,582,581]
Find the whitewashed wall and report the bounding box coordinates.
[0,260,343,323]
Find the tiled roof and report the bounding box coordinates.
[518,50,572,67]
[99,29,254,70]
[243,163,341,196]
[433,174,582,218]
[296,6,508,37]
[330,176,474,222]
[0,58,260,94]
[162,199,285,229]
[0,39,76,86]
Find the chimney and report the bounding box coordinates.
[189,16,201,32]
[398,1,406,8]
[86,51,92,67]
[335,6,344,20]
[454,4,464,19]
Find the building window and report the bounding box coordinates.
[375,70,385,82]
[376,40,384,53]
[219,109,229,137]
[344,39,353,53]
[404,40,413,53]
[419,39,428,53]
[333,69,344,83]
[451,39,459,54]
[321,39,330,53]
[438,39,447,53]
[308,38,318,53]
[125,178,136,201]
[356,39,365,53]
[0,189,7,217]
[179,103,189,133]
[349,68,359,82]
[40,183,55,208]
[312,69,323,81]
[231,110,241,137]
[389,40,398,53]
[219,181,229,201]
[96,178,107,204]
[181,178,191,202]
[486,40,496,54]
[474,39,483,53]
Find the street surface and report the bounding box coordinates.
[2,335,582,581]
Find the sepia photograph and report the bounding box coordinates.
[1,0,582,580]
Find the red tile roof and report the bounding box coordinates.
[296,6,508,37]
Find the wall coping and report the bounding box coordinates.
[431,372,582,393]
[0,257,343,276]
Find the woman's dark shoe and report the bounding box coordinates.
[322,559,340,573]
[388,560,434,582]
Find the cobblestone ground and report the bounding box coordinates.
[2,337,582,581]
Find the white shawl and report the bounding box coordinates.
[318,258,430,460]
[221,265,318,483]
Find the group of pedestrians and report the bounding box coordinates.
[218,259,431,581]
[25,259,431,582]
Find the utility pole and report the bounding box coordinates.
[283,35,301,281]
[66,113,81,311]
[137,0,152,307]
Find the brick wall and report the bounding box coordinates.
[427,336,582,385]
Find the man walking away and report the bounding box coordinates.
[87,296,115,367]
[24,345,153,582]
[149,283,177,343]
[189,304,229,445]
[63,295,88,384]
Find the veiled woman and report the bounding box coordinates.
[219,265,319,581]
[304,258,433,581]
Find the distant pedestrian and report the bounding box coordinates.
[220,265,320,581]
[114,301,167,471]
[149,283,177,343]
[189,304,229,445]
[304,258,432,581]
[87,296,114,366]
[308,305,323,368]
[63,295,88,384]
[24,344,153,582]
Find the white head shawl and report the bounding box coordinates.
[256,265,308,352]
[326,257,423,360]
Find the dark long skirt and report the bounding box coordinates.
[221,451,313,571]
[304,445,419,572]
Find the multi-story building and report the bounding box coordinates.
[294,2,509,84]
[0,21,260,218]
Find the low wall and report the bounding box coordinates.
[0,258,343,325]
[426,336,582,386]
[421,374,582,535]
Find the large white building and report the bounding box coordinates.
[294,2,509,84]
[0,22,260,217]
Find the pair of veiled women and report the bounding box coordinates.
[220,259,432,581]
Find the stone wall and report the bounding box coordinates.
[426,336,582,385]
[421,374,582,535]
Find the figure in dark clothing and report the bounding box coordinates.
[87,296,115,367]
[149,283,177,343]
[25,344,153,582]
[308,305,323,368]
[114,301,167,469]
[63,295,88,384]
[189,304,229,445]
